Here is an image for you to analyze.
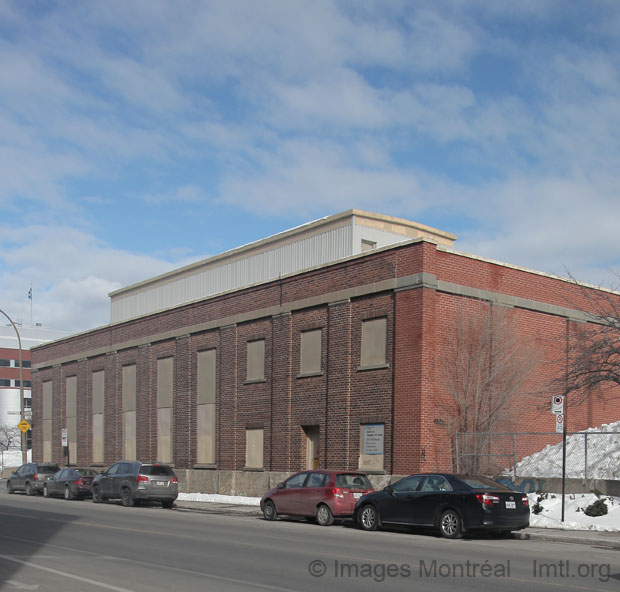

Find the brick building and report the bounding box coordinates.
[30,211,620,494]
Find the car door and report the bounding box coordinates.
[49,469,67,496]
[274,472,308,514]
[115,462,135,497]
[378,475,425,524]
[410,475,454,526]
[11,465,27,490]
[295,472,330,516]
[99,463,120,497]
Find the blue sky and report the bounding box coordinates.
[1,0,620,333]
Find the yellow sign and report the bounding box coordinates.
[17,419,31,433]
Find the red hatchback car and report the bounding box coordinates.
[261,470,374,526]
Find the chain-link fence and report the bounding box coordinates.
[455,430,620,480]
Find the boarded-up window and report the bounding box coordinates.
[122,365,136,459]
[66,376,77,465]
[157,357,173,463]
[360,318,387,368]
[197,349,216,465]
[246,340,265,382]
[300,330,321,375]
[42,381,52,462]
[92,370,104,463]
[245,428,264,469]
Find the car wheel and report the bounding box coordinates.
[64,485,74,501]
[92,485,103,503]
[6,481,14,495]
[43,484,50,498]
[262,500,278,521]
[359,504,379,531]
[316,504,334,526]
[121,488,135,507]
[25,482,34,496]
[439,509,462,539]
[161,500,174,509]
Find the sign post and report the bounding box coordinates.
[61,428,69,467]
[552,395,567,522]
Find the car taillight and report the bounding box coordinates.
[476,493,500,506]
[521,495,529,507]
[332,488,344,499]
[171,477,178,484]
[33,473,39,481]
[75,479,85,486]
[136,475,149,483]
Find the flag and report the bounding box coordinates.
[28,288,32,300]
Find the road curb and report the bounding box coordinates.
[513,530,620,549]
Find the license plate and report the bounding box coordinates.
[353,492,362,499]
[156,481,166,486]
[505,501,516,509]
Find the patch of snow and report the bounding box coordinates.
[528,493,620,531]
[177,493,261,506]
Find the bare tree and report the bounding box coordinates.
[442,304,540,474]
[0,424,20,451]
[557,274,620,405]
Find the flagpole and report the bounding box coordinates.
[29,286,33,327]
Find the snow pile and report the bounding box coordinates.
[177,493,260,506]
[513,421,620,479]
[528,492,620,531]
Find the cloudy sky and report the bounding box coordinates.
[1,0,619,335]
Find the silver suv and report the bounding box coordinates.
[91,461,178,508]
[7,463,60,495]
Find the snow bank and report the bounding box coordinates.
[513,421,620,479]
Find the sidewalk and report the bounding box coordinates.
[174,499,620,548]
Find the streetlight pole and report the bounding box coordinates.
[0,308,26,464]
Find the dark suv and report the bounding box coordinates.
[91,461,178,508]
[7,462,60,495]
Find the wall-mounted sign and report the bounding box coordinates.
[362,424,384,455]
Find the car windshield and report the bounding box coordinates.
[335,474,371,489]
[458,476,507,490]
[140,465,174,476]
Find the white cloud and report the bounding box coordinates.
[0,226,179,332]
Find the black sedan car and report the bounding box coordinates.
[43,468,98,500]
[354,473,529,539]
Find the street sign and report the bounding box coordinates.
[17,419,31,433]
[61,428,68,447]
[551,395,564,414]
[555,413,565,433]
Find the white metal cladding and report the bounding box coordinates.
[352,224,410,252]
[110,224,358,323]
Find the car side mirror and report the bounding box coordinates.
[277,482,284,490]
[383,485,393,495]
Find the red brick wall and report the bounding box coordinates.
[30,240,620,475]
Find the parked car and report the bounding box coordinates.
[43,467,98,500]
[354,473,529,539]
[261,469,374,526]
[6,462,60,496]
[91,461,178,508]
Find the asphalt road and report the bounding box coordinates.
[0,489,618,592]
